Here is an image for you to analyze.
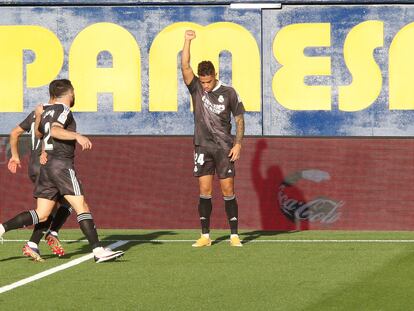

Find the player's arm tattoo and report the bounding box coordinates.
[235,114,244,145]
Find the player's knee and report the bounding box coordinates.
[199,185,212,196]
[222,190,234,197]
[221,187,234,196]
[220,184,234,197]
[35,211,50,223]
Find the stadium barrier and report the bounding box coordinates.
[1,136,413,230]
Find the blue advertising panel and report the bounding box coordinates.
[2,4,414,136]
[263,5,414,136]
[0,6,262,135]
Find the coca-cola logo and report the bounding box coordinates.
[278,169,343,224]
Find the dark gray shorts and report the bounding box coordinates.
[29,162,40,184]
[193,145,235,179]
[34,158,83,201]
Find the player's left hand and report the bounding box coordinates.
[7,157,21,173]
[228,144,241,162]
[40,151,48,165]
[75,134,92,151]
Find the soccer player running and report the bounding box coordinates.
[1,79,124,263]
[181,30,245,247]
[8,103,73,261]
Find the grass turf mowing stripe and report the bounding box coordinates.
[0,240,128,295]
[4,239,414,243]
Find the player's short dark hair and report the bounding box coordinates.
[197,61,215,77]
[49,79,74,98]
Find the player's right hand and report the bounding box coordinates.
[228,143,242,162]
[185,30,196,41]
[75,134,92,151]
[7,157,21,173]
[40,151,48,165]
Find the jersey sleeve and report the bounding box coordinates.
[18,111,35,132]
[230,89,245,117]
[186,76,200,94]
[51,105,73,128]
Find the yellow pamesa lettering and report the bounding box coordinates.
[272,23,331,111]
[0,26,63,112]
[4,20,411,114]
[338,21,383,112]
[69,22,141,112]
[149,22,261,112]
[389,21,414,110]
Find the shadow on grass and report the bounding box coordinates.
[0,230,179,262]
[0,256,28,262]
[240,230,299,244]
[211,235,230,245]
[210,230,299,245]
[0,253,58,262]
[62,230,178,259]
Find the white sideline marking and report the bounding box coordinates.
[4,239,414,243]
[0,240,128,295]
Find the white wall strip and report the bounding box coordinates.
[230,3,282,9]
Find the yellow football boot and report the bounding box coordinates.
[192,235,212,247]
[230,235,243,247]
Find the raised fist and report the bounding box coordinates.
[185,30,196,41]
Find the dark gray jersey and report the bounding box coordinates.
[18,105,53,181]
[19,111,42,163]
[187,76,245,150]
[40,103,76,160]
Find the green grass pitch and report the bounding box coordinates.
[1,229,414,310]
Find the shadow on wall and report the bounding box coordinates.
[251,139,309,231]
